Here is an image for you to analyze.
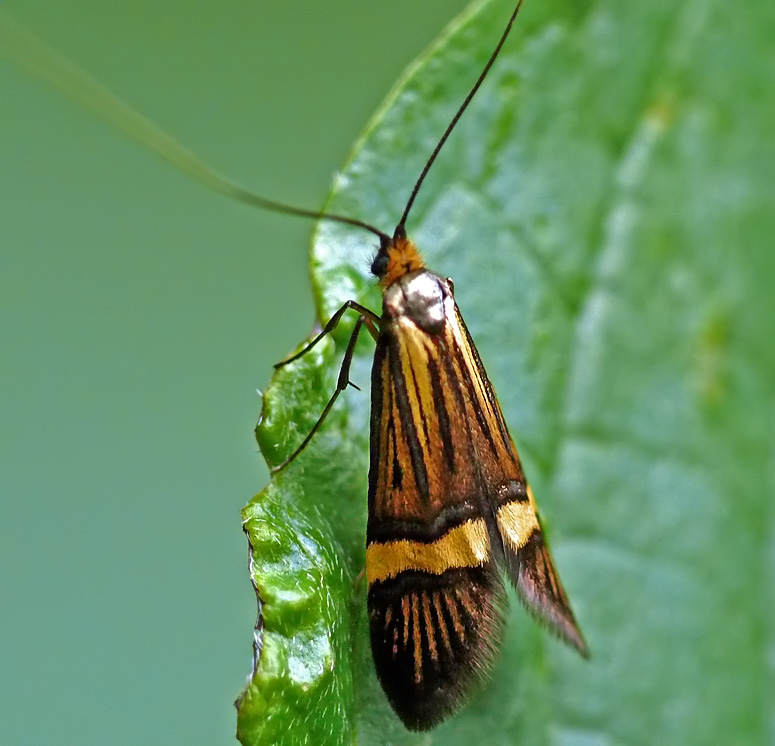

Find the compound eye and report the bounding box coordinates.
[371,252,389,278]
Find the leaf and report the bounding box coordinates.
[237,0,775,744]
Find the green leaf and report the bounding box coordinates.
[238,0,774,743]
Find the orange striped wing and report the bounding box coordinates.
[365,268,585,730]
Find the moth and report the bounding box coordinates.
[277,226,587,730]
[4,0,587,732]
[271,0,588,731]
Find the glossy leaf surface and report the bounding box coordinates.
[238,0,774,743]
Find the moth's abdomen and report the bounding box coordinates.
[367,562,504,731]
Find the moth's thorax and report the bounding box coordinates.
[383,268,451,335]
[378,236,425,287]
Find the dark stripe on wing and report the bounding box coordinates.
[368,340,388,513]
[388,343,430,502]
[457,310,515,456]
[407,351,433,457]
[450,335,499,458]
[367,500,482,544]
[426,350,456,474]
[493,479,529,508]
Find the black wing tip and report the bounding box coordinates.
[369,566,506,730]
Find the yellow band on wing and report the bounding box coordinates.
[366,518,490,585]
[496,499,540,551]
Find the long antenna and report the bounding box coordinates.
[0,10,391,246]
[396,0,524,234]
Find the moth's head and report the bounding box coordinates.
[371,224,425,287]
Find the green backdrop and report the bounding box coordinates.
[1,2,468,744]
[4,1,774,744]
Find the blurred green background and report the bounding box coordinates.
[0,2,469,744]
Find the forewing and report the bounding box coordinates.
[366,294,585,730]
[453,305,587,655]
[366,307,506,730]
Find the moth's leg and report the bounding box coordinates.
[275,300,379,368]
[361,314,380,342]
[271,315,367,473]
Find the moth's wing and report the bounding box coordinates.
[366,316,506,731]
[365,287,586,729]
[453,308,587,656]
